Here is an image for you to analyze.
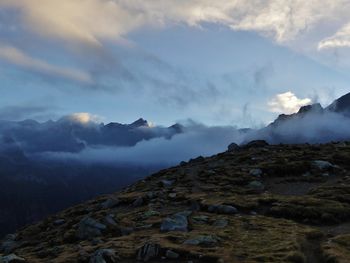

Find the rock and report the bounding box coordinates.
[133,197,144,207]
[213,218,228,228]
[184,235,220,247]
[104,215,117,226]
[100,198,120,209]
[137,243,160,262]
[248,181,264,190]
[165,250,179,259]
[168,193,177,198]
[207,205,237,214]
[218,205,237,214]
[0,234,18,254]
[160,211,191,232]
[189,156,205,163]
[0,254,26,263]
[227,142,240,152]
[161,179,174,187]
[312,160,336,170]
[89,249,118,263]
[53,219,66,226]
[249,168,262,177]
[76,217,106,240]
[243,140,269,148]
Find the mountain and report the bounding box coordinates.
[0,117,183,153]
[2,141,350,262]
[241,92,350,144]
[0,117,184,238]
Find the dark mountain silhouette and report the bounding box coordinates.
[326,92,350,114]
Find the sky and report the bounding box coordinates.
[1,0,350,127]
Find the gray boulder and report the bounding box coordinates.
[248,181,264,190]
[89,249,118,263]
[0,234,18,254]
[137,243,160,262]
[165,250,179,259]
[183,235,220,247]
[101,197,120,209]
[312,160,336,170]
[76,217,107,240]
[0,254,26,263]
[160,211,191,232]
[208,205,237,214]
[249,168,262,177]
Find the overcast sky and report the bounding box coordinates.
[1,0,350,127]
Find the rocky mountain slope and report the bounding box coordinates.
[2,141,350,262]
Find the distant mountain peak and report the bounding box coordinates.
[297,103,323,114]
[129,118,149,128]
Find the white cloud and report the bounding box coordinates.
[0,0,348,48]
[318,23,350,50]
[0,44,92,83]
[268,91,312,114]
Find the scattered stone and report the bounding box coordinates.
[302,172,311,177]
[312,160,336,170]
[227,142,240,152]
[168,193,177,198]
[53,219,66,226]
[100,197,120,209]
[249,168,262,177]
[89,248,118,263]
[208,205,238,214]
[165,250,179,259]
[0,234,18,254]
[133,197,144,207]
[213,218,228,228]
[248,181,264,190]
[76,217,107,240]
[146,191,157,199]
[104,215,117,226]
[243,140,269,148]
[161,179,174,187]
[184,235,220,247]
[160,211,191,232]
[0,254,26,263]
[137,243,160,262]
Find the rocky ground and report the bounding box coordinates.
[1,141,350,263]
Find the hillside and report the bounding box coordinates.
[2,141,350,262]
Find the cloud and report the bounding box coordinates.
[268,91,312,114]
[35,123,246,165]
[318,23,350,50]
[62,113,103,124]
[0,0,348,49]
[0,44,92,83]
